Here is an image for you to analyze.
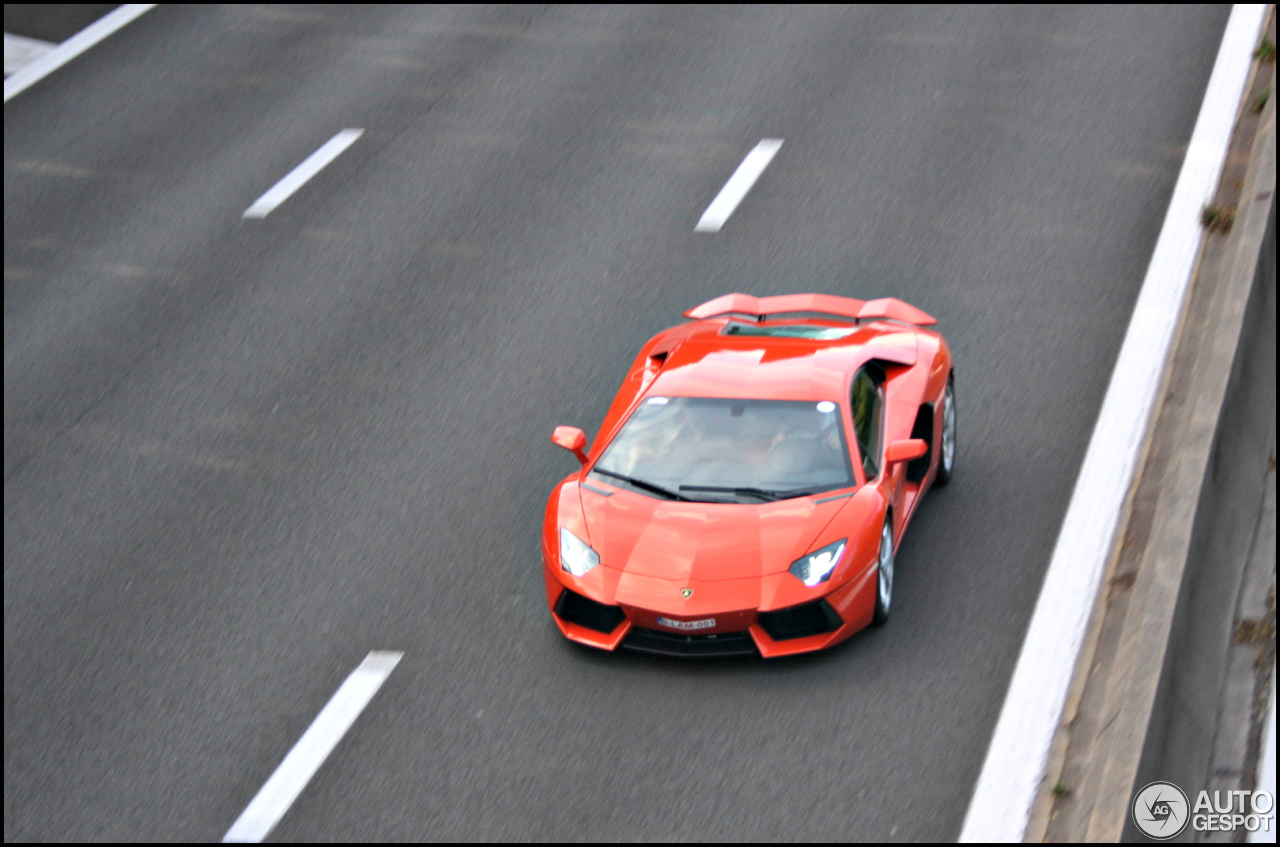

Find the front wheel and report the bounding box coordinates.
[872,520,894,626]
[933,375,956,487]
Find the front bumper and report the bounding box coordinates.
[546,559,877,658]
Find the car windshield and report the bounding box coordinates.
[591,397,854,502]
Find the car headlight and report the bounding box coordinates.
[789,539,847,587]
[559,527,600,577]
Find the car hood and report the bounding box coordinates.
[579,487,852,582]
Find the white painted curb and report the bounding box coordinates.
[1249,670,1276,843]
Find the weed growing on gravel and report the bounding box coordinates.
[1201,204,1236,233]
[1256,35,1275,62]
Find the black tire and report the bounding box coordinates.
[933,375,956,487]
[872,520,894,626]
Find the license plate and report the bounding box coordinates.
[657,616,715,631]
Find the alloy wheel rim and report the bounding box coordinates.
[878,525,894,610]
[942,386,956,473]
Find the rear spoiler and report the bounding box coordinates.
[683,293,936,326]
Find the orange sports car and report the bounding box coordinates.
[543,293,955,658]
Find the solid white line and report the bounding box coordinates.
[222,651,403,843]
[3,4,156,103]
[959,5,1267,842]
[242,129,365,219]
[695,139,783,232]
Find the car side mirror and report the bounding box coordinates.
[551,426,589,465]
[886,438,928,464]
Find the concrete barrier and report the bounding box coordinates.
[1030,46,1277,844]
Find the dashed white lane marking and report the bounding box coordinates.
[4,33,56,77]
[222,651,403,843]
[695,138,783,232]
[3,4,156,103]
[242,129,365,219]
[960,4,1268,842]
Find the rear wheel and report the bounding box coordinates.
[934,376,956,487]
[872,520,894,626]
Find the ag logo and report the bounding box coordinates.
[680,588,693,599]
[1132,781,1190,840]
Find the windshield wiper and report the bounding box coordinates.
[677,485,821,502]
[592,468,690,501]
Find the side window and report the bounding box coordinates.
[850,367,884,479]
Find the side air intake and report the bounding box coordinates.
[554,590,626,634]
[757,600,844,641]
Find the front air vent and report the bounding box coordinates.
[623,627,756,658]
[757,600,844,641]
[554,589,626,634]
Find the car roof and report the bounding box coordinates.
[648,318,919,402]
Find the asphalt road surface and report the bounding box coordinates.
[4,5,1233,841]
